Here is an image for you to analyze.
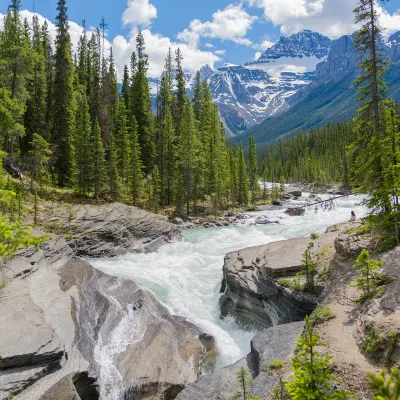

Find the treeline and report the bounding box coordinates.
[0,0,254,217]
[260,121,355,186]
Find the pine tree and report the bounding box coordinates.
[115,100,131,187]
[23,15,48,153]
[177,99,199,215]
[248,137,259,205]
[90,119,107,198]
[0,1,30,154]
[131,32,154,173]
[369,368,400,400]
[173,48,186,131]
[192,70,202,121]
[150,165,161,212]
[238,145,249,206]
[286,317,348,399]
[27,133,52,192]
[108,132,120,201]
[350,0,391,229]
[52,0,76,186]
[351,248,383,303]
[74,92,92,196]
[130,117,144,205]
[121,64,130,107]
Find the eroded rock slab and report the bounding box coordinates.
[176,321,304,400]
[220,231,343,326]
[65,203,181,257]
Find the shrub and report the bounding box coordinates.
[310,305,335,325]
[286,317,348,399]
[310,232,319,240]
[351,249,384,303]
[233,367,260,400]
[269,359,285,370]
[362,323,382,357]
[368,368,400,399]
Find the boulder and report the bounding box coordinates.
[65,203,181,258]
[219,231,343,327]
[176,321,305,400]
[172,217,184,225]
[0,205,213,400]
[285,207,305,216]
[272,200,282,206]
[288,190,302,198]
[255,216,279,225]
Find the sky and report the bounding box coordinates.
[1,0,400,79]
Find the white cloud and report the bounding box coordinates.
[246,0,400,38]
[378,4,400,36]
[2,9,219,81]
[204,43,215,49]
[214,49,226,55]
[113,29,221,78]
[122,0,157,28]
[254,51,262,60]
[178,4,257,47]
[253,37,275,50]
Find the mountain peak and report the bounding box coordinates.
[257,31,331,63]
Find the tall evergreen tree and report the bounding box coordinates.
[74,92,92,196]
[237,144,249,206]
[52,0,76,186]
[248,137,259,204]
[90,119,107,198]
[177,99,199,215]
[0,1,30,154]
[131,32,154,173]
[130,117,144,205]
[23,15,47,153]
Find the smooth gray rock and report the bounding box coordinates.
[176,321,305,400]
[0,205,211,400]
[66,203,181,257]
[285,207,304,216]
[219,233,341,327]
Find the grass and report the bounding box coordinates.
[309,305,335,325]
[268,359,285,370]
[385,332,400,367]
[310,232,319,240]
[362,323,382,358]
[277,277,306,292]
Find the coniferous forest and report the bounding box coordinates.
[2,0,400,399]
[0,0,253,220]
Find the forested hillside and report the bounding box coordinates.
[238,36,400,149]
[0,0,256,219]
[261,121,354,185]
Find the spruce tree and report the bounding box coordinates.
[286,317,348,399]
[350,0,391,228]
[23,15,47,153]
[238,145,249,206]
[108,132,120,201]
[0,1,30,154]
[90,119,107,198]
[74,92,92,196]
[52,0,76,186]
[27,133,52,192]
[130,117,144,205]
[131,32,154,173]
[177,99,199,215]
[248,137,259,205]
[115,100,131,187]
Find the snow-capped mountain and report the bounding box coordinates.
[207,30,331,135]
[208,65,314,134]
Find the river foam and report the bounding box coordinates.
[90,194,367,368]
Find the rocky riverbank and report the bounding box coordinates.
[0,204,214,400]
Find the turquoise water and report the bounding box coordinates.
[90,194,367,368]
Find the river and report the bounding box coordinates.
[90,194,367,369]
